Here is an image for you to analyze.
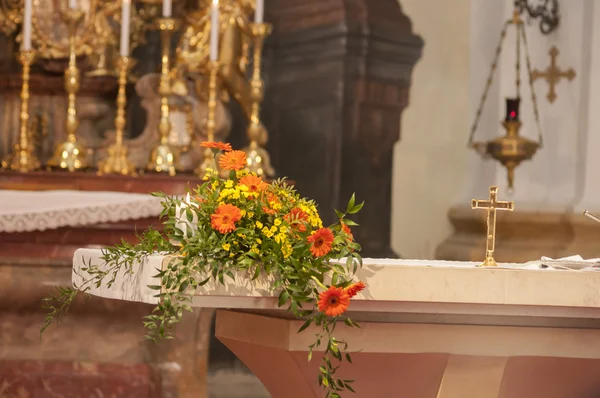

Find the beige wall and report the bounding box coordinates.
[391,0,471,259]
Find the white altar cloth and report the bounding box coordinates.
[0,189,162,233]
[72,248,600,322]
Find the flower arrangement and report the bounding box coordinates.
[42,141,365,398]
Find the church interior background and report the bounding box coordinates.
[2,0,600,397]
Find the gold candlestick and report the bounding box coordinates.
[147,17,178,176]
[2,50,41,172]
[47,9,87,172]
[97,56,135,175]
[194,60,220,178]
[242,22,274,177]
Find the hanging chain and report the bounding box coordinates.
[516,16,521,97]
[519,23,544,148]
[467,20,511,146]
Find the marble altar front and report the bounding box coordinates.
[72,249,600,398]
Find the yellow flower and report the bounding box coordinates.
[256,238,262,244]
[255,221,263,229]
[282,243,292,258]
[270,226,278,233]
[237,233,246,239]
[229,252,235,257]
[240,209,247,217]
[262,227,274,238]
[250,247,260,254]
[247,212,254,218]
[274,218,282,226]
[225,180,234,188]
[222,243,231,251]
[279,225,287,233]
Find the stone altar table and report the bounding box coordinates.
[72,249,600,398]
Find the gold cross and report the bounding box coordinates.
[531,46,575,103]
[471,186,514,267]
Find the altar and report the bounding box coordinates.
[72,249,600,398]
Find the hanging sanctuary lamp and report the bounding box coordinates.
[467,10,544,190]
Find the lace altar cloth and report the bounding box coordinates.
[0,189,163,233]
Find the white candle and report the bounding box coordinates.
[69,0,76,9]
[254,0,264,24]
[22,0,32,51]
[210,0,219,61]
[162,0,172,17]
[120,0,131,56]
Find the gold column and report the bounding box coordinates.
[243,22,274,177]
[48,9,87,171]
[2,50,41,172]
[194,60,219,177]
[147,17,178,176]
[97,56,135,175]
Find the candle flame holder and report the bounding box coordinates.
[47,8,88,172]
[97,56,136,175]
[147,17,179,176]
[194,60,220,178]
[2,50,41,172]
[242,22,274,177]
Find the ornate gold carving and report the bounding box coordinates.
[471,186,514,267]
[532,46,575,103]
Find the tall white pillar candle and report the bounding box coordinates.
[69,0,76,9]
[120,0,131,56]
[22,0,32,51]
[162,0,172,17]
[254,0,264,24]
[210,0,219,61]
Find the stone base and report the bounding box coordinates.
[436,206,600,262]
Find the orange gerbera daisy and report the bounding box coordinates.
[239,175,267,193]
[341,222,354,242]
[345,281,366,298]
[307,228,334,257]
[219,150,247,171]
[201,141,232,152]
[284,207,309,232]
[210,204,242,233]
[318,286,350,317]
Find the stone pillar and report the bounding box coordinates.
[437,1,600,262]
[264,0,423,257]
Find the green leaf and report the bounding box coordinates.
[345,353,353,363]
[348,201,364,214]
[346,193,356,212]
[185,208,194,222]
[343,219,359,227]
[334,209,345,219]
[298,319,312,333]
[278,291,290,307]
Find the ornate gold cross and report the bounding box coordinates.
[532,46,575,103]
[471,186,514,267]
